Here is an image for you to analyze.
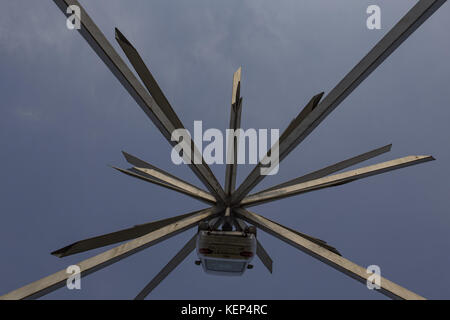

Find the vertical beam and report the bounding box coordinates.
[222,207,233,231]
[0,207,220,300]
[135,234,197,300]
[225,67,243,197]
[235,208,425,300]
[256,241,273,274]
[232,0,446,204]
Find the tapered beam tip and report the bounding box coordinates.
[114,27,132,47]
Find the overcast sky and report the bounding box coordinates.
[1,0,450,299]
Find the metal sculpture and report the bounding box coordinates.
[1,0,446,300]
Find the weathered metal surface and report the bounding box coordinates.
[133,166,216,204]
[51,211,203,258]
[135,234,197,300]
[115,28,184,130]
[114,28,226,203]
[259,144,392,193]
[112,166,216,204]
[0,207,220,300]
[256,241,273,274]
[233,217,273,273]
[120,151,215,203]
[235,208,425,300]
[231,93,323,204]
[232,0,446,204]
[241,155,434,207]
[53,0,226,203]
[251,215,341,256]
[225,67,243,197]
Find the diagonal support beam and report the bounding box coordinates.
[231,92,324,204]
[115,28,184,130]
[135,234,197,300]
[0,207,220,300]
[256,241,273,274]
[241,155,434,207]
[112,166,215,204]
[130,166,215,204]
[234,208,425,300]
[232,0,446,204]
[260,144,392,193]
[119,151,216,204]
[51,211,204,258]
[225,67,243,197]
[52,0,226,203]
[252,215,341,256]
[232,217,273,273]
[114,28,226,203]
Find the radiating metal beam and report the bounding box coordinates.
[114,28,226,203]
[115,28,184,130]
[241,155,434,207]
[123,151,185,182]
[232,217,247,232]
[52,0,226,203]
[232,0,446,204]
[51,211,203,258]
[225,67,243,197]
[252,216,341,256]
[234,208,425,300]
[232,217,273,273]
[132,166,216,203]
[212,217,224,230]
[256,241,273,274]
[1,207,220,300]
[135,234,197,300]
[259,144,392,193]
[112,166,215,204]
[231,92,323,204]
[121,151,216,204]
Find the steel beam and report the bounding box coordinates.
[250,216,340,256]
[260,144,392,193]
[113,28,226,203]
[115,28,184,130]
[135,234,197,300]
[51,211,204,258]
[241,155,434,207]
[234,208,425,300]
[232,217,248,232]
[256,241,273,274]
[232,217,273,273]
[122,151,188,183]
[52,0,226,203]
[225,67,243,197]
[112,166,215,204]
[231,92,323,204]
[132,166,216,203]
[0,207,220,300]
[120,151,216,203]
[232,0,446,204]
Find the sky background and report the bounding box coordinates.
[1,0,449,300]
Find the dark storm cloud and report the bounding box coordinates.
[0,0,449,299]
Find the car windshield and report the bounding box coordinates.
[204,259,246,273]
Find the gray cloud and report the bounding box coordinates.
[0,0,449,299]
